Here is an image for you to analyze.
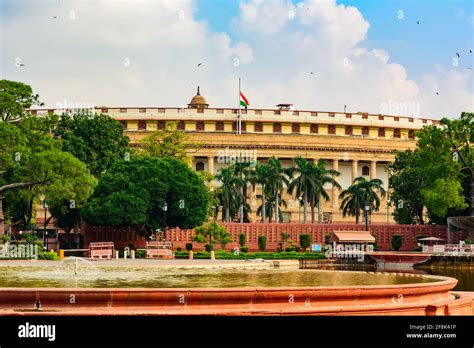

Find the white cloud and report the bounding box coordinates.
[0,0,472,118]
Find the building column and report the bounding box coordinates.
[207,156,215,175]
[370,160,377,180]
[351,160,358,183]
[332,159,339,209]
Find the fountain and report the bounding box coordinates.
[55,257,98,277]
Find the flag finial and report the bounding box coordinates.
[197,86,200,95]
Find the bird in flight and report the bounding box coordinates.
[19,63,25,67]
[197,63,202,67]
[470,49,472,53]
[416,21,420,24]
[456,53,460,58]
[310,72,315,75]
[435,92,439,95]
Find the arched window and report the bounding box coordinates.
[196,162,205,171]
[362,165,370,176]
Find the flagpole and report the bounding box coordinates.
[238,77,241,135]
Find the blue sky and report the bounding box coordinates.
[195,0,473,79]
[1,0,472,117]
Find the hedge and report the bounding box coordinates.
[174,251,326,260]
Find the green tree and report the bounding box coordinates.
[249,163,270,223]
[339,177,386,224]
[54,112,130,177]
[82,156,209,237]
[193,222,232,250]
[309,159,340,224]
[215,166,243,222]
[0,80,43,122]
[0,119,96,236]
[287,157,316,224]
[266,157,289,223]
[140,122,201,166]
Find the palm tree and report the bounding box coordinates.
[249,163,270,223]
[339,176,386,224]
[310,159,341,224]
[266,157,289,223]
[257,191,287,223]
[287,157,316,223]
[232,162,252,223]
[215,166,243,222]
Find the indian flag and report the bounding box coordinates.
[240,91,249,109]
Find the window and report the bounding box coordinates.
[409,118,414,123]
[31,110,37,115]
[232,121,237,131]
[328,112,335,117]
[311,112,318,117]
[394,117,399,122]
[273,123,282,132]
[177,121,185,130]
[138,120,146,130]
[345,126,353,135]
[255,110,262,115]
[215,121,224,131]
[345,113,352,118]
[139,108,146,113]
[362,126,369,135]
[196,121,204,131]
[378,128,385,137]
[362,166,370,176]
[120,108,127,113]
[158,108,165,113]
[292,111,299,116]
[408,130,415,139]
[274,110,281,115]
[310,124,318,134]
[158,120,165,129]
[241,122,246,132]
[120,121,127,129]
[254,122,263,132]
[216,109,224,114]
[328,125,336,134]
[378,115,384,120]
[292,123,300,133]
[362,113,368,119]
[101,108,108,113]
[422,119,427,124]
[196,162,205,171]
[393,128,401,138]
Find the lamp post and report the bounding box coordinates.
[43,199,48,251]
[298,196,303,223]
[162,202,168,242]
[212,206,222,242]
[365,205,370,231]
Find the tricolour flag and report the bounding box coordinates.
[240,92,249,109]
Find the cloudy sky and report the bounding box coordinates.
[1,0,473,118]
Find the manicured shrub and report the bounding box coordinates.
[239,233,246,247]
[258,235,266,251]
[391,235,403,251]
[205,244,214,252]
[240,246,249,253]
[413,246,422,252]
[324,234,331,245]
[464,239,472,245]
[37,251,59,260]
[185,243,193,251]
[1,235,11,243]
[135,249,146,258]
[176,247,182,252]
[299,234,312,251]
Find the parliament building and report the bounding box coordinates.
[34,87,440,224]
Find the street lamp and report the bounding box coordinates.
[298,196,303,223]
[365,205,370,231]
[43,198,48,250]
[162,202,168,242]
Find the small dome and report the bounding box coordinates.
[188,86,209,109]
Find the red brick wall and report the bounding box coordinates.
[82,222,468,252]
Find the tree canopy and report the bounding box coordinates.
[54,112,130,177]
[82,156,209,236]
[0,80,44,122]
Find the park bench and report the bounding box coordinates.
[146,242,174,259]
[90,242,114,260]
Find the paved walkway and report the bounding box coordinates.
[0,258,296,269]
